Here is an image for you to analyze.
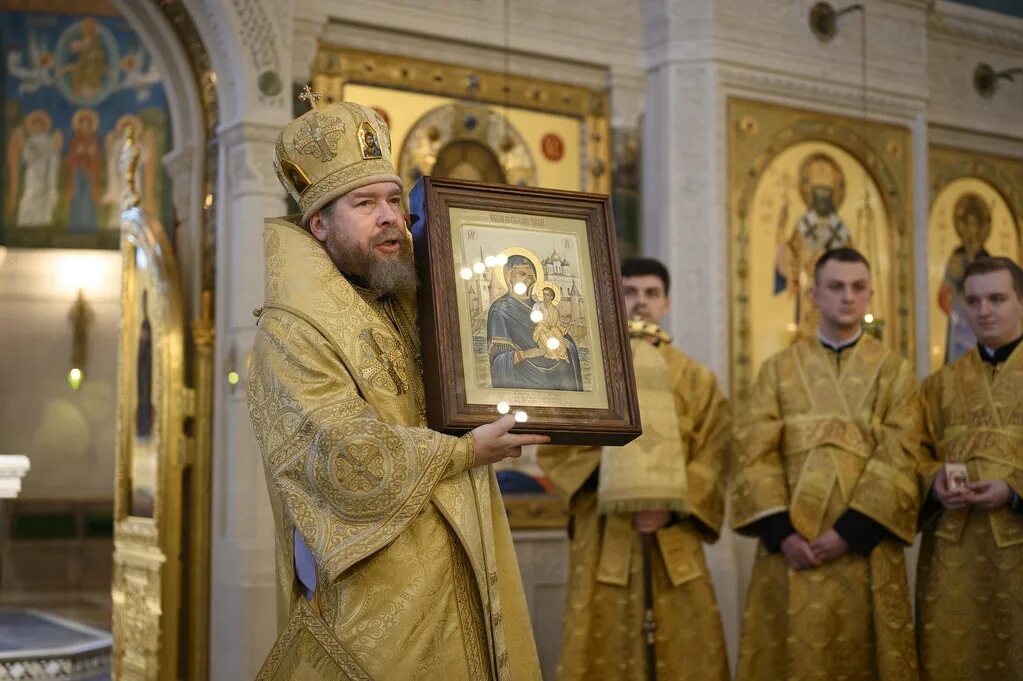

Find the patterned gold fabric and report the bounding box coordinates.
[917,346,1023,681]
[539,344,730,681]
[732,335,920,681]
[255,598,372,681]
[597,339,690,517]
[247,217,540,681]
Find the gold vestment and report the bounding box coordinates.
[538,344,730,681]
[732,335,920,681]
[917,346,1023,681]
[247,218,541,681]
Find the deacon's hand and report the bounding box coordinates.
[933,465,970,510]
[633,509,672,534]
[780,533,820,570]
[966,479,1013,510]
[810,529,849,563]
[470,414,550,467]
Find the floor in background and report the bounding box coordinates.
[0,593,111,681]
[0,592,110,631]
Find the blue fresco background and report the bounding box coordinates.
[1,8,172,248]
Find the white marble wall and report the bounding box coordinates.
[928,1,1023,144]
[0,249,121,500]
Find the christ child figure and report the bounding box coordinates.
[532,283,569,362]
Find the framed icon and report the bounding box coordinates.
[410,177,640,445]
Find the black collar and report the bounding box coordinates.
[978,334,1023,366]
[819,330,863,354]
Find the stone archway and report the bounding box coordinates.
[106,3,221,679]
[112,0,216,317]
[111,2,303,678]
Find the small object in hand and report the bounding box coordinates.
[945,462,969,492]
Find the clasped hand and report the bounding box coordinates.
[781,529,848,570]
[633,509,672,534]
[932,465,1012,511]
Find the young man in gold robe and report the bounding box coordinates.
[246,96,546,680]
[732,247,921,681]
[917,256,1023,681]
[538,257,731,681]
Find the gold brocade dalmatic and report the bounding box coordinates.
[246,217,540,681]
[539,345,730,681]
[731,335,920,681]
[917,346,1023,681]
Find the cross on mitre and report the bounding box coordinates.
[299,84,323,109]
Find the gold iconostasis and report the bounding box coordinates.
[729,98,1023,402]
[310,47,611,198]
[306,52,1023,401]
[729,99,914,402]
[927,148,1023,373]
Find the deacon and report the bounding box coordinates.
[247,94,545,680]
[732,247,920,681]
[917,256,1023,681]
[539,257,731,681]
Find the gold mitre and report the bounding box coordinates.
[273,89,402,225]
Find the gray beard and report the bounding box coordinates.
[362,247,418,298]
[329,232,418,298]
[319,214,415,294]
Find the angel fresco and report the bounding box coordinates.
[2,9,170,248]
[57,18,109,102]
[5,110,62,227]
[65,108,104,230]
[7,16,159,101]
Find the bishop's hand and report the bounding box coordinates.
[470,414,550,467]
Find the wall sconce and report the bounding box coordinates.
[68,288,93,390]
[862,313,884,340]
[974,63,1023,99]
[226,343,241,394]
[808,2,863,42]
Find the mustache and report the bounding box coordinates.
[370,227,408,249]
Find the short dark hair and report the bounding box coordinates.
[964,256,1023,299]
[813,247,871,283]
[621,257,670,293]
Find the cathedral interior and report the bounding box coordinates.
[0,0,1022,679]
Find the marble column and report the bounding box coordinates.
[208,120,288,681]
[641,0,743,667]
[0,455,30,499]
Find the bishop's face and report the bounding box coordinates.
[964,269,1023,349]
[309,181,416,297]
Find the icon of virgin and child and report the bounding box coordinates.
[486,254,584,391]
